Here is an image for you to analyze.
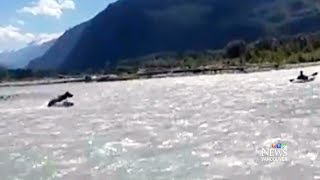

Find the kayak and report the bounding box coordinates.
[290,77,316,83]
[290,72,317,83]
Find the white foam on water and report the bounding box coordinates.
[1,66,320,179]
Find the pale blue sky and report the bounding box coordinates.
[0,0,117,51]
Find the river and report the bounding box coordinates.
[0,66,320,180]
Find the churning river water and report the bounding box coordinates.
[1,66,320,180]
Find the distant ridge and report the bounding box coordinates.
[28,0,320,72]
[0,39,57,69]
[27,22,89,70]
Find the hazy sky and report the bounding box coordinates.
[0,0,117,51]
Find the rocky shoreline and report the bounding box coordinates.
[1,61,320,88]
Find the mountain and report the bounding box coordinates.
[0,39,56,69]
[27,22,88,70]
[29,0,320,72]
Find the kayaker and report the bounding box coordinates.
[297,71,308,81]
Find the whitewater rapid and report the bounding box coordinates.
[1,66,320,180]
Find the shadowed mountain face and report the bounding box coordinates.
[29,0,320,72]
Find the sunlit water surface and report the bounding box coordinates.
[1,66,320,180]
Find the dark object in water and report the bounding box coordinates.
[52,101,74,107]
[48,91,74,107]
[0,95,18,101]
[297,71,308,81]
[290,72,318,83]
[62,101,74,107]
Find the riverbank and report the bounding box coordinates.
[1,61,320,88]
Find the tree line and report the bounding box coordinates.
[117,31,320,73]
[2,31,320,81]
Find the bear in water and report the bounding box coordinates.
[48,91,74,107]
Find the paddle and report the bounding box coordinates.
[311,72,318,77]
